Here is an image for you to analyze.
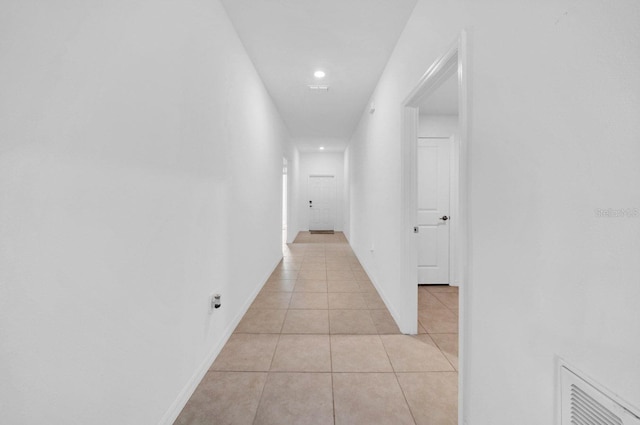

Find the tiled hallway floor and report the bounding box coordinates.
[175,232,459,425]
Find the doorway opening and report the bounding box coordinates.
[400,31,468,424]
[417,72,460,285]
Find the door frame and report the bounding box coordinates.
[399,30,469,424]
[417,135,458,285]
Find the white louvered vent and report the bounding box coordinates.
[561,365,640,425]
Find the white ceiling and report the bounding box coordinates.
[221,0,417,152]
[419,73,459,115]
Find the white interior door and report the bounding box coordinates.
[417,138,451,284]
[308,176,335,231]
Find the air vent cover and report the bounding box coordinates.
[561,365,640,425]
[307,85,329,92]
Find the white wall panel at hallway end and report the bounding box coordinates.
[0,1,291,424]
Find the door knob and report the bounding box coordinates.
[440,216,449,221]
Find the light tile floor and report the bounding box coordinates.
[175,232,459,425]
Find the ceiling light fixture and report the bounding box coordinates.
[314,70,326,79]
[319,146,325,150]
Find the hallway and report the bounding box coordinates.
[175,232,458,425]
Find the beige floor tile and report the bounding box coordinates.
[328,292,367,309]
[432,292,458,309]
[325,250,348,255]
[270,335,331,372]
[370,309,401,334]
[294,280,328,293]
[397,372,458,425]
[351,271,370,281]
[302,253,327,266]
[211,334,279,371]
[357,281,378,293]
[418,290,448,310]
[299,263,327,271]
[430,333,458,370]
[286,244,307,251]
[418,308,458,333]
[284,252,305,258]
[298,269,327,280]
[417,321,427,334]
[270,270,299,280]
[174,371,267,425]
[424,285,458,293]
[350,265,365,273]
[329,310,377,334]
[327,269,356,280]
[280,262,303,270]
[252,292,292,309]
[333,373,415,425]
[261,279,296,292]
[327,280,361,293]
[282,309,329,334]
[380,334,453,372]
[267,273,297,282]
[275,262,301,271]
[325,262,353,271]
[289,292,329,309]
[305,243,325,248]
[254,373,334,425]
[331,335,392,372]
[235,309,286,333]
[362,292,386,309]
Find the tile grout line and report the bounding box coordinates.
[328,324,337,424]
[379,331,418,425]
[395,371,419,425]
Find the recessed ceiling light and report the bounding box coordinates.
[319,146,325,150]
[314,70,326,79]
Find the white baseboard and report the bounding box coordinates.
[158,254,282,425]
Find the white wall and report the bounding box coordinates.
[0,1,291,424]
[419,114,459,138]
[297,152,346,232]
[343,147,351,241]
[285,148,301,243]
[349,1,640,424]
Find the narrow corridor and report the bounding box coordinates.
[175,232,458,425]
